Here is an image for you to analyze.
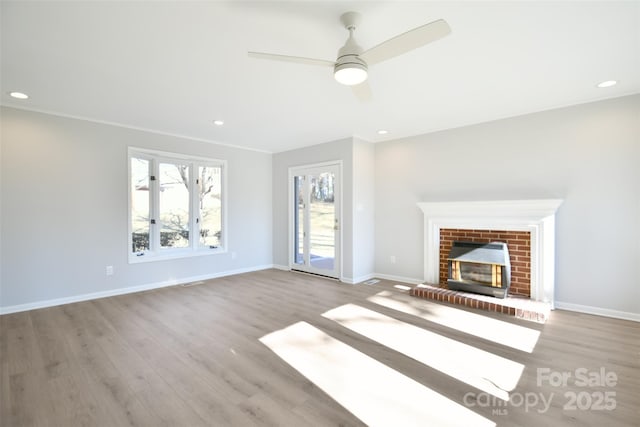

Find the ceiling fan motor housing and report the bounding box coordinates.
[334,52,367,74]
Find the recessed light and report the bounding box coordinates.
[9,91,29,99]
[213,120,224,126]
[597,80,617,88]
[377,129,388,135]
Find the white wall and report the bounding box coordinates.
[3,95,638,318]
[374,95,640,316]
[0,107,272,311]
[352,137,375,282]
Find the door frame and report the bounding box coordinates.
[288,161,343,280]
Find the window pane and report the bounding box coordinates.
[131,157,150,253]
[309,172,335,271]
[159,162,190,248]
[294,175,305,264]
[198,165,222,247]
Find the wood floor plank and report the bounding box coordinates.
[237,392,311,427]
[2,312,55,427]
[111,292,262,404]
[92,296,261,426]
[46,303,158,427]
[1,269,638,427]
[45,371,104,427]
[28,308,105,426]
[138,283,328,412]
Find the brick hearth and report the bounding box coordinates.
[410,283,550,323]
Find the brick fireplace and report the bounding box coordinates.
[417,199,563,306]
[440,229,531,297]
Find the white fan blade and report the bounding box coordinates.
[248,52,335,67]
[351,81,372,102]
[360,19,451,66]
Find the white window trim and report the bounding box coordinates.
[128,147,228,264]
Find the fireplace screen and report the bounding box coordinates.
[447,241,510,298]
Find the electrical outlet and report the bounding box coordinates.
[390,256,396,264]
[106,266,114,276]
[231,251,237,260]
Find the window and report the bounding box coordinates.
[128,148,226,262]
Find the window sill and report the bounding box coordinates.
[128,248,226,264]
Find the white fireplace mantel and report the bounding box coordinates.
[417,199,563,307]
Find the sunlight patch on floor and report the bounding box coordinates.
[368,291,540,353]
[323,304,523,401]
[260,322,495,427]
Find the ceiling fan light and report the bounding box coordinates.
[334,63,368,86]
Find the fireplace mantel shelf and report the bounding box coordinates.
[417,199,563,307]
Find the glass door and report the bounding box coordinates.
[290,164,340,278]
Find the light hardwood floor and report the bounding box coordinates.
[1,269,638,426]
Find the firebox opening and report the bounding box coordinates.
[447,241,511,298]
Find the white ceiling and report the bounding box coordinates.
[2,1,639,153]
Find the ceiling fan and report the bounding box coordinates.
[248,11,451,100]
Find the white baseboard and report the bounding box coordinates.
[341,273,377,285]
[270,267,415,286]
[372,273,424,285]
[271,266,375,284]
[0,264,275,315]
[555,301,640,323]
